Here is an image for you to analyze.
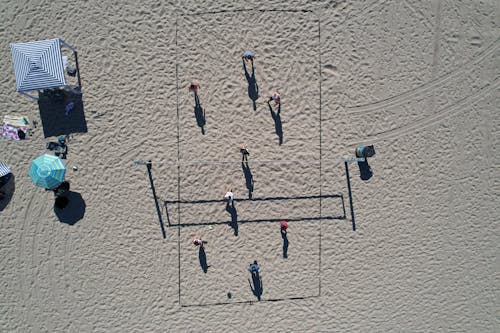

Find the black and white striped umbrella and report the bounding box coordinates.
[10,38,67,92]
[0,162,11,177]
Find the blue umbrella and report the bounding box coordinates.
[29,154,66,189]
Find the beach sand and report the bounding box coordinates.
[0,0,498,331]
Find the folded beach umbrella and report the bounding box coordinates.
[29,154,66,189]
[0,162,11,177]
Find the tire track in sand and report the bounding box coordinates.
[346,39,499,114]
[18,190,59,332]
[28,196,50,331]
[347,79,500,147]
[16,191,39,330]
[48,221,68,330]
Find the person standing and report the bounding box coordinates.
[240,146,250,162]
[280,220,288,235]
[268,89,281,105]
[224,189,234,207]
[189,80,205,135]
[248,260,260,275]
[242,51,259,111]
[191,234,206,248]
[267,97,283,145]
[240,147,254,199]
[248,260,263,301]
[188,80,200,96]
[242,50,255,62]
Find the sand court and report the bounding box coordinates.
[163,8,330,307]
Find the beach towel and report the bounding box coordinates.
[2,124,27,141]
[3,115,29,127]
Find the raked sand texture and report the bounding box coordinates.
[0,0,499,332]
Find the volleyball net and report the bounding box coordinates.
[155,158,346,228]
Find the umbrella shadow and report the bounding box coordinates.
[226,203,238,236]
[248,271,263,301]
[243,59,259,111]
[0,174,15,212]
[194,94,206,135]
[54,191,86,225]
[199,246,209,273]
[281,231,289,259]
[241,161,254,199]
[268,102,283,145]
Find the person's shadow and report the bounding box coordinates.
[226,202,238,236]
[198,247,209,273]
[241,162,254,199]
[194,94,206,135]
[248,271,263,301]
[281,231,289,259]
[268,102,283,145]
[243,59,259,111]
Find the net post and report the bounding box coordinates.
[344,160,356,231]
[142,160,166,239]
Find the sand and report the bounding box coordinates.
[0,0,498,332]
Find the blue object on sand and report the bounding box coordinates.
[65,102,75,116]
[243,50,255,59]
[355,145,376,158]
[29,154,66,189]
[248,263,260,273]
